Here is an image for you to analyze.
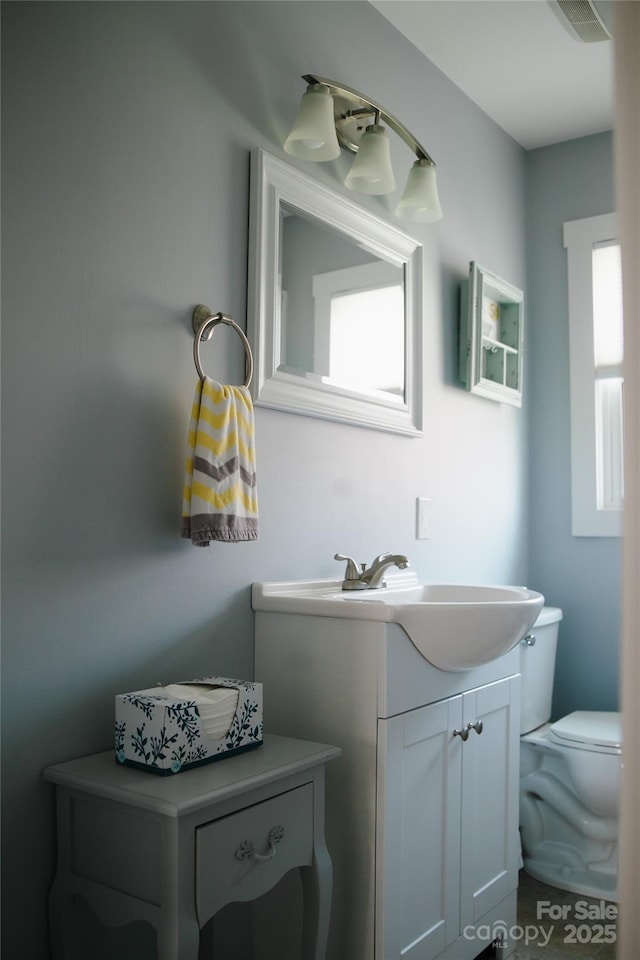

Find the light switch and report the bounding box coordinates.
[416,498,431,540]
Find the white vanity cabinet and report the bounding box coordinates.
[254,607,521,960]
[377,675,520,959]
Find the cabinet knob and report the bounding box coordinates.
[453,727,469,742]
[235,825,285,862]
[465,720,484,736]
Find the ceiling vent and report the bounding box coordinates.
[552,0,613,42]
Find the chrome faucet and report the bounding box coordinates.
[334,552,410,591]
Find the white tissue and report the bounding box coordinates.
[164,683,239,741]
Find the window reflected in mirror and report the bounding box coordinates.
[328,281,404,398]
[280,203,406,401]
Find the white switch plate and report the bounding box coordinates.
[416,497,431,539]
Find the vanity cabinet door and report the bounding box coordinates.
[459,676,520,930]
[376,695,463,960]
[376,675,520,960]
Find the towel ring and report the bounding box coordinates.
[192,305,254,388]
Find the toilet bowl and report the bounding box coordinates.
[519,607,622,902]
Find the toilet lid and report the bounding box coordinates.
[550,711,622,751]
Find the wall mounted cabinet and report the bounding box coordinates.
[459,262,524,407]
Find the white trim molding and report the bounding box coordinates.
[564,212,621,537]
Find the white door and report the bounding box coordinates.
[376,695,463,960]
[459,676,520,931]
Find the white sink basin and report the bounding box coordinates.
[252,573,544,671]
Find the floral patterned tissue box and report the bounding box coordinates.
[115,676,263,775]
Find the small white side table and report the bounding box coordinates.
[44,735,341,960]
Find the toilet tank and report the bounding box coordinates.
[519,606,563,734]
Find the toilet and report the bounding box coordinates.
[519,606,622,902]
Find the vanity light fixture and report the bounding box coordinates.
[283,74,443,222]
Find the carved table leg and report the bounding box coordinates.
[155,918,201,960]
[157,817,201,960]
[48,874,71,960]
[301,856,332,960]
[301,765,333,960]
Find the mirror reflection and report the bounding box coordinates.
[280,204,406,401]
[248,150,423,436]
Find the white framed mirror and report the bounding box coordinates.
[247,150,423,436]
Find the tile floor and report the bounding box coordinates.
[512,870,618,960]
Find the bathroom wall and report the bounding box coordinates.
[526,132,620,720]
[1,2,529,957]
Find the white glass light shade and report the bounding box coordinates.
[283,84,340,162]
[344,125,396,196]
[395,159,443,222]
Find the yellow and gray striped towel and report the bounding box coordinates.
[181,378,258,545]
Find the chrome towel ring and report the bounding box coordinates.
[192,305,254,388]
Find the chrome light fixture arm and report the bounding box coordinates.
[302,73,436,167]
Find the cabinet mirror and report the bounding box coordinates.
[459,262,524,407]
[247,150,423,436]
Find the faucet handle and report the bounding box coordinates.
[334,553,361,580]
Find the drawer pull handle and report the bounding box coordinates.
[453,727,469,742]
[465,720,483,736]
[235,825,285,862]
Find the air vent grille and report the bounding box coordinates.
[554,0,612,42]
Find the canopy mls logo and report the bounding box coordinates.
[462,923,554,949]
[463,899,618,949]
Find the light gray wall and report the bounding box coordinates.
[525,132,620,720]
[1,2,529,957]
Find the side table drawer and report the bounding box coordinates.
[196,782,314,924]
